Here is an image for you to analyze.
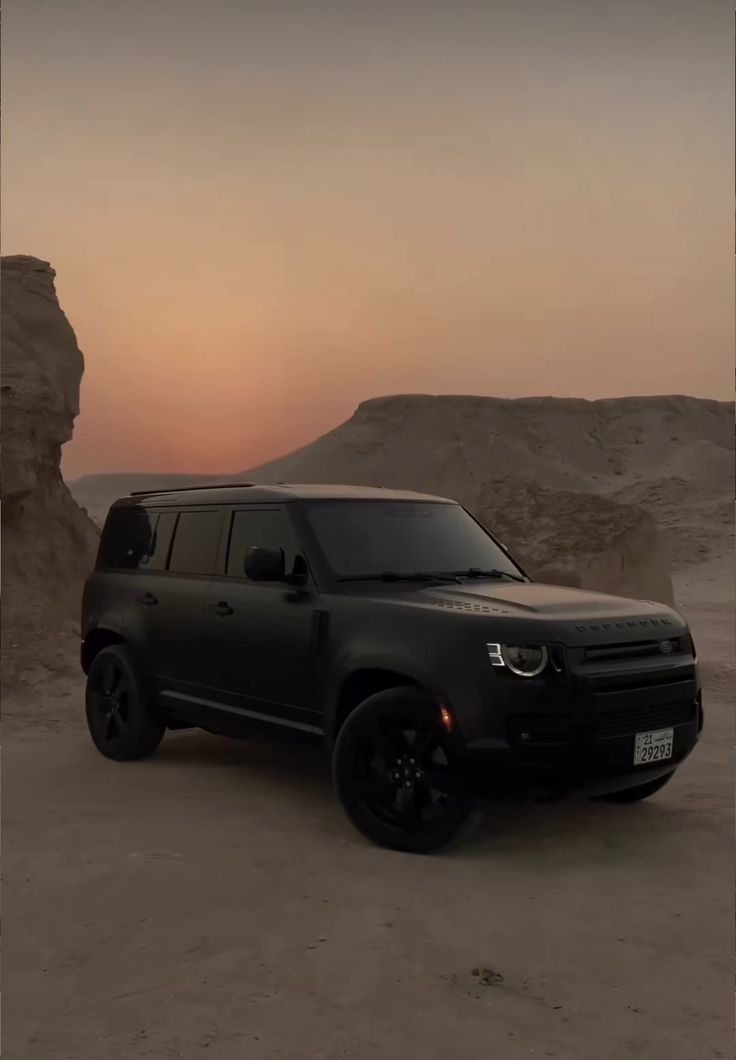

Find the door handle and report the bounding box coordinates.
[210,601,234,616]
[138,592,158,607]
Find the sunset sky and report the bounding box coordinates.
[4,0,732,478]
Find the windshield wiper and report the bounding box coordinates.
[449,567,526,583]
[337,571,463,584]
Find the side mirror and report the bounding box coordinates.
[244,546,285,582]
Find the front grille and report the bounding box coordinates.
[584,638,683,662]
[596,699,696,738]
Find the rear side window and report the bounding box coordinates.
[142,511,177,571]
[168,511,222,575]
[98,507,157,569]
[226,508,301,577]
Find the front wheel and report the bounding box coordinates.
[332,688,474,853]
[593,771,675,804]
[86,645,165,761]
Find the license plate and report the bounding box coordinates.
[633,728,673,766]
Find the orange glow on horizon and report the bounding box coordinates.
[3,1,731,478]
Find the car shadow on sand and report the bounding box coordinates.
[149,728,699,865]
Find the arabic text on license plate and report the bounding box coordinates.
[633,728,673,766]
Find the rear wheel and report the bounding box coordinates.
[85,645,165,761]
[332,687,473,852]
[594,771,675,804]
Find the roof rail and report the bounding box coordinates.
[130,482,255,497]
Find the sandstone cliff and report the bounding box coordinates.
[2,256,99,647]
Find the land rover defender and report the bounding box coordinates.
[81,484,702,852]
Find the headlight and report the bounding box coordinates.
[487,643,549,677]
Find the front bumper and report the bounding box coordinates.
[454,651,703,799]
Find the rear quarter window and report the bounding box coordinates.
[98,507,157,569]
[98,507,178,571]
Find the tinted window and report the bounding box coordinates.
[168,511,222,575]
[141,511,177,571]
[305,501,522,579]
[98,507,157,569]
[226,508,301,577]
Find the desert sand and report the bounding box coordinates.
[3,555,733,1059]
[3,255,734,1057]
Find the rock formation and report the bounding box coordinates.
[62,383,732,607]
[474,482,674,606]
[233,393,733,604]
[235,393,732,597]
[242,393,732,513]
[2,256,99,644]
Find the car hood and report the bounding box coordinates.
[347,579,687,645]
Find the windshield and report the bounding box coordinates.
[305,500,524,580]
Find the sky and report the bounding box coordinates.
[4,0,733,478]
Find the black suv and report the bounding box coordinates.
[82,484,703,852]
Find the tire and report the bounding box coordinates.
[594,771,675,804]
[85,645,165,761]
[332,687,473,853]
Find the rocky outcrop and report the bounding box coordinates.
[236,393,732,594]
[64,391,730,603]
[242,393,733,504]
[473,482,674,606]
[2,256,99,633]
[61,383,731,605]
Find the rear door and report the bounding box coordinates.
[142,507,226,706]
[93,505,173,670]
[203,505,320,731]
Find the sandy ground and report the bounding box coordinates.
[4,557,733,1060]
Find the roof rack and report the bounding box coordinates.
[130,482,255,497]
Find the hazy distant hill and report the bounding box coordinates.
[68,393,734,568]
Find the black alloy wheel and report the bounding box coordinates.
[85,645,165,761]
[333,687,474,852]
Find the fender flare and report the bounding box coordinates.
[323,646,451,744]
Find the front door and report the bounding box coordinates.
[203,506,319,732]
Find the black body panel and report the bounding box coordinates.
[82,484,701,800]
